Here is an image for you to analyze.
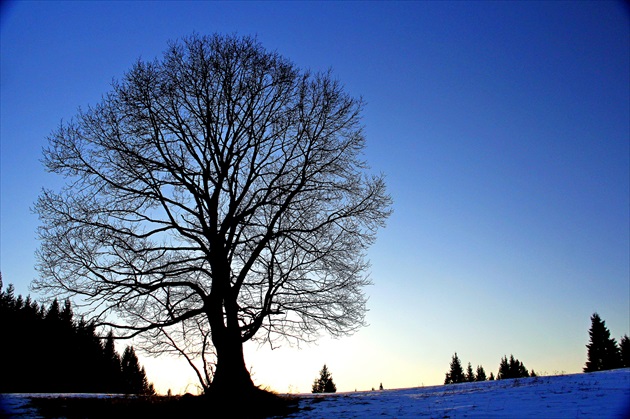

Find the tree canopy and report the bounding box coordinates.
[497,355,530,380]
[34,33,391,396]
[312,364,337,393]
[584,313,622,372]
[444,353,465,384]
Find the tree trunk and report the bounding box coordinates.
[210,327,254,396]
[206,275,255,397]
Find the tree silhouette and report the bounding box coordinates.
[444,353,465,384]
[620,335,630,368]
[103,331,123,392]
[465,362,475,382]
[497,355,529,379]
[584,313,621,372]
[0,280,154,394]
[475,365,487,381]
[312,364,337,393]
[33,33,391,397]
[121,346,154,395]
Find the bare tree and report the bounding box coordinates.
[34,34,391,397]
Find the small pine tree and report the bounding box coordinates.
[584,313,621,372]
[312,364,337,393]
[475,365,487,381]
[620,335,630,368]
[488,372,495,381]
[444,353,465,384]
[121,346,149,394]
[498,355,509,379]
[465,362,475,382]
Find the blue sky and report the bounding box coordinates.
[1,1,628,394]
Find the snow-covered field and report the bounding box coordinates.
[1,369,628,418]
[284,369,630,419]
[0,393,123,418]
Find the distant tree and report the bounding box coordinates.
[584,313,621,372]
[620,335,630,368]
[465,362,475,382]
[488,372,495,381]
[60,299,74,327]
[498,356,509,379]
[379,382,383,390]
[141,367,157,395]
[103,331,122,392]
[498,355,529,379]
[444,353,465,384]
[74,318,106,392]
[121,346,154,394]
[475,365,487,381]
[0,280,154,393]
[312,364,337,393]
[529,369,537,377]
[45,298,61,323]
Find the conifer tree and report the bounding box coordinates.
[584,313,621,372]
[103,331,122,392]
[465,362,475,382]
[45,298,61,322]
[444,353,465,384]
[620,335,630,368]
[498,355,530,379]
[60,299,74,328]
[140,366,156,395]
[475,365,487,381]
[312,364,337,393]
[121,346,143,394]
[0,281,155,393]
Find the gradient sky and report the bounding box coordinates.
[1,1,628,395]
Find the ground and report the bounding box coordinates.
[1,369,628,418]
[286,369,630,419]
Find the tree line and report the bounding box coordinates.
[0,278,155,394]
[444,312,629,386]
[444,353,536,384]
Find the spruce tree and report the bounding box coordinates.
[584,313,621,372]
[620,335,630,368]
[444,353,465,384]
[475,365,487,381]
[121,346,144,394]
[498,355,529,379]
[465,362,475,382]
[0,280,155,393]
[312,364,337,393]
[103,331,122,392]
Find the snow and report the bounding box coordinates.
[0,393,124,419]
[1,369,628,418]
[283,369,630,419]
